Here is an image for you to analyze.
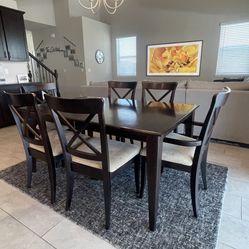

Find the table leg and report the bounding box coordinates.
[146,135,163,231]
[185,111,195,137]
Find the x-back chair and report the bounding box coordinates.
[141,81,178,106]
[22,83,57,104]
[5,92,67,203]
[108,81,137,101]
[108,81,137,142]
[140,87,231,217]
[45,94,141,229]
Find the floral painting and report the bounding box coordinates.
[147,41,203,76]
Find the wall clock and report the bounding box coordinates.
[95,49,104,64]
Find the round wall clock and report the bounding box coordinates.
[95,49,104,64]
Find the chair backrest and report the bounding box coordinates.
[141,81,178,105]
[194,87,231,165]
[108,81,137,100]
[22,83,57,103]
[5,92,53,157]
[45,95,110,172]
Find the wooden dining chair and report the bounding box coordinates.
[45,94,141,229]
[108,81,137,142]
[141,81,178,106]
[5,92,70,203]
[139,87,231,217]
[108,81,137,100]
[22,83,57,103]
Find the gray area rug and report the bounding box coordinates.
[0,161,227,249]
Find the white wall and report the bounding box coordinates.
[32,0,86,97]
[0,0,28,84]
[82,17,112,85]
[17,0,56,26]
[102,1,249,82]
[0,0,17,9]
[0,62,27,83]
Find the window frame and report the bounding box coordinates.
[216,21,249,77]
[116,36,137,77]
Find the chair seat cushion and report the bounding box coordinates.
[72,138,140,172]
[140,133,196,166]
[29,130,74,156]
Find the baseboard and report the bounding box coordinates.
[210,138,249,149]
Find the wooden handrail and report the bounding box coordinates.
[28,52,60,97]
[28,52,55,76]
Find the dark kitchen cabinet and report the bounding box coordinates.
[0,6,28,61]
[0,16,8,60]
[0,84,22,127]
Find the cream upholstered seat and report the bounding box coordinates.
[140,133,196,166]
[72,137,141,172]
[29,129,76,156]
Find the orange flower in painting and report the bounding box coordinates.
[149,44,200,74]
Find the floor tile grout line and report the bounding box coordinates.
[220,242,237,249]
[221,211,246,223]
[241,196,243,220]
[41,219,64,238]
[0,207,57,249]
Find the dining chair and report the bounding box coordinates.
[108,81,137,100]
[22,83,57,103]
[5,92,70,203]
[141,81,178,106]
[45,94,141,229]
[108,81,137,142]
[139,87,231,217]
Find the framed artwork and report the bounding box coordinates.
[146,40,203,76]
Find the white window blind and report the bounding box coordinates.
[216,22,249,76]
[116,36,136,76]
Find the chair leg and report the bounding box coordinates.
[190,167,200,218]
[161,165,164,174]
[201,151,208,190]
[32,158,37,173]
[26,156,33,188]
[87,130,93,137]
[139,156,146,198]
[120,137,125,142]
[47,160,56,204]
[66,172,74,211]
[103,175,111,229]
[134,156,140,196]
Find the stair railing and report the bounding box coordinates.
[28,52,60,97]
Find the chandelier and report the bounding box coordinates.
[78,0,124,15]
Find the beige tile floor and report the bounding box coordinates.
[0,126,249,249]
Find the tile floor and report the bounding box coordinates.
[0,126,249,249]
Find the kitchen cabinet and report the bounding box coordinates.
[0,6,28,61]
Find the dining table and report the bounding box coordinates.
[39,97,199,231]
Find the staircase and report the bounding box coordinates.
[28,52,60,96]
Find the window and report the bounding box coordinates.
[216,22,249,76]
[116,36,136,76]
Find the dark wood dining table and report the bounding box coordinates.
[40,97,198,231]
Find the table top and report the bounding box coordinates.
[38,97,198,137]
[60,98,198,137]
[105,98,198,136]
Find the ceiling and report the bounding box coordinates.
[135,0,249,16]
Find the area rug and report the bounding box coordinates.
[0,161,227,249]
